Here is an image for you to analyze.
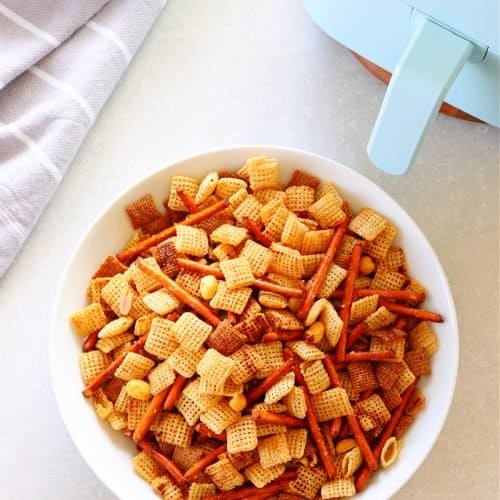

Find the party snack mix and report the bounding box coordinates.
[71,156,442,498]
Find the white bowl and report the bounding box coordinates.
[50,146,458,500]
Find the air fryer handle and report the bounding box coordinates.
[367,17,474,175]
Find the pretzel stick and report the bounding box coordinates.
[133,387,170,443]
[338,420,351,439]
[82,331,98,352]
[322,357,347,445]
[242,217,272,247]
[165,311,180,322]
[278,470,300,481]
[204,477,295,500]
[252,278,304,298]
[330,417,342,439]
[335,242,363,362]
[337,350,395,362]
[285,350,336,478]
[137,258,221,326]
[378,299,443,322]
[251,409,305,428]
[117,199,229,262]
[355,380,418,492]
[138,439,187,486]
[246,358,296,405]
[394,316,407,330]
[227,311,238,325]
[346,414,378,471]
[358,389,375,402]
[323,355,342,387]
[163,375,187,411]
[346,322,368,349]
[297,218,350,320]
[83,334,147,397]
[183,443,227,481]
[324,352,377,470]
[176,258,304,298]
[176,189,199,213]
[262,330,304,343]
[330,288,424,303]
[322,421,336,459]
[195,422,227,441]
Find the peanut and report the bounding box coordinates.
[336,438,357,454]
[229,393,247,412]
[288,297,302,313]
[199,275,218,300]
[125,379,151,401]
[304,321,325,344]
[359,255,376,276]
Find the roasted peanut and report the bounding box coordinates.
[304,321,325,344]
[125,379,151,401]
[229,393,247,412]
[199,275,218,300]
[336,438,357,454]
[359,255,376,276]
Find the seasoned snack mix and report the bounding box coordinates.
[71,156,442,499]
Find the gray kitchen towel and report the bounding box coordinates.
[0,0,166,277]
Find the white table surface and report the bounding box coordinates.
[0,1,498,499]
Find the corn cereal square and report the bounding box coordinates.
[349,208,387,241]
[206,457,245,491]
[144,318,178,359]
[210,281,252,314]
[175,225,209,257]
[300,360,330,394]
[175,312,213,352]
[227,416,258,454]
[308,193,346,228]
[247,157,280,191]
[211,224,248,246]
[311,388,353,421]
[220,257,255,290]
[240,239,272,277]
[148,360,176,395]
[285,185,315,212]
[168,176,199,211]
[258,433,291,469]
[156,413,194,447]
[71,303,108,336]
[115,353,155,381]
[167,345,207,378]
[79,350,110,385]
[201,400,241,434]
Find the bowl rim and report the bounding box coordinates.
[50,144,459,499]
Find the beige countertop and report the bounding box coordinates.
[0,1,498,498]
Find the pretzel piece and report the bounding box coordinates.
[246,358,296,405]
[137,258,221,327]
[117,199,229,262]
[183,443,228,482]
[335,242,363,362]
[297,218,349,319]
[133,387,170,443]
[285,350,336,479]
[250,410,305,428]
[379,299,443,322]
[83,335,147,397]
[137,439,187,486]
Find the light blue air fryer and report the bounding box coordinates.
[303,0,500,174]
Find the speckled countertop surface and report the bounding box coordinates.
[0,1,498,499]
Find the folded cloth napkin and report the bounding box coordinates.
[0,0,166,277]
